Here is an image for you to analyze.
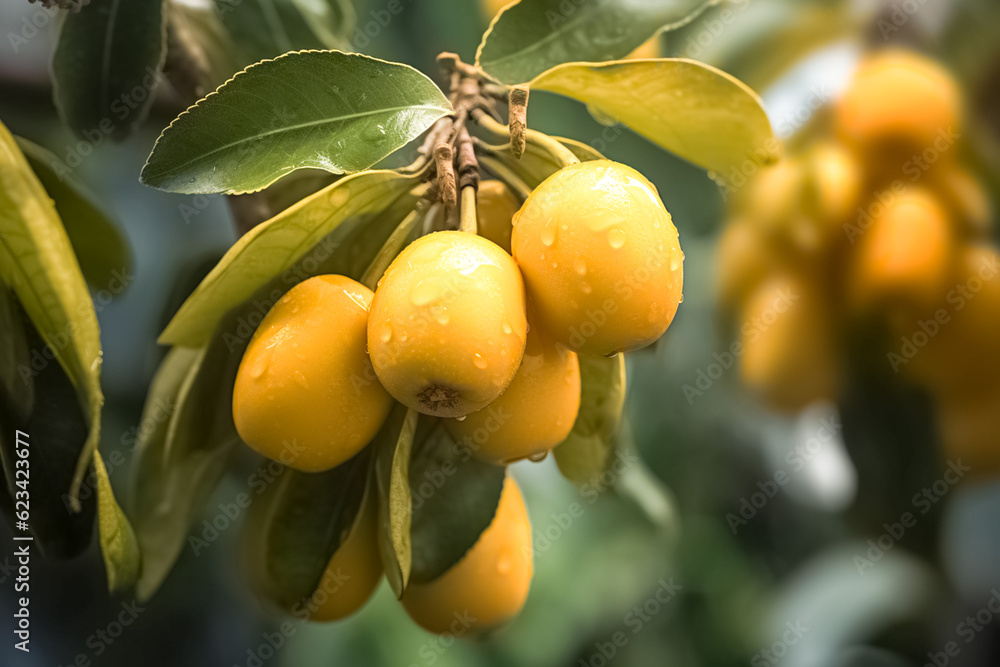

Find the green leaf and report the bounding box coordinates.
[554,353,626,486]
[129,334,241,600]
[408,424,505,584]
[374,405,418,598]
[52,0,167,140]
[94,455,140,592]
[244,451,371,611]
[0,119,103,508]
[15,137,131,292]
[140,51,452,194]
[0,298,96,560]
[530,58,777,178]
[476,0,716,84]
[159,169,417,348]
[216,0,356,65]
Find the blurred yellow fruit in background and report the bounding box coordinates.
[715,218,779,311]
[233,275,393,472]
[736,157,805,234]
[446,315,581,465]
[402,476,533,635]
[835,49,962,160]
[740,274,840,412]
[847,188,955,314]
[368,231,527,418]
[512,160,683,355]
[806,141,864,234]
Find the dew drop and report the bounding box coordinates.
[581,282,592,294]
[670,254,681,271]
[573,258,587,276]
[540,218,557,246]
[528,450,548,462]
[431,305,450,325]
[502,320,513,335]
[607,228,626,249]
[294,371,309,389]
[497,553,512,574]
[456,415,467,422]
[378,323,393,343]
[473,353,488,369]
[247,349,271,379]
[410,278,442,306]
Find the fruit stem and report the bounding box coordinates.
[459,186,478,234]
[473,112,581,167]
[508,85,529,159]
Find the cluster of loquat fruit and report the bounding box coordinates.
[717,49,998,475]
[230,160,684,632]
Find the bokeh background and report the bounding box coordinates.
[2,0,1000,665]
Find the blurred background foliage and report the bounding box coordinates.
[2,0,1000,665]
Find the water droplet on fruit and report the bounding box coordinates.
[502,320,513,335]
[378,323,393,343]
[607,228,626,249]
[294,371,309,389]
[247,349,271,379]
[528,450,548,462]
[574,258,587,276]
[541,218,557,246]
[670,254,681,271]
[456,415,467,422]
[473,353,487,369]
[410,278,442,306]
[581,282,592,294]
[497,553,512,574]
[431,305,450,325]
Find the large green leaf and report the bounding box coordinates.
[159,170,417,348]
[140,51,452,194]
[374,405,418,598]
[15,137,131,292]
[554,353,626,486]
[52,0,167,140]
[216,0,355,65]
[244,451,371,611]
[0,120,137,590]
[0,120,103,508]
[408,424,505,584]
[530,58,777,178]
[476,0,715,84]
